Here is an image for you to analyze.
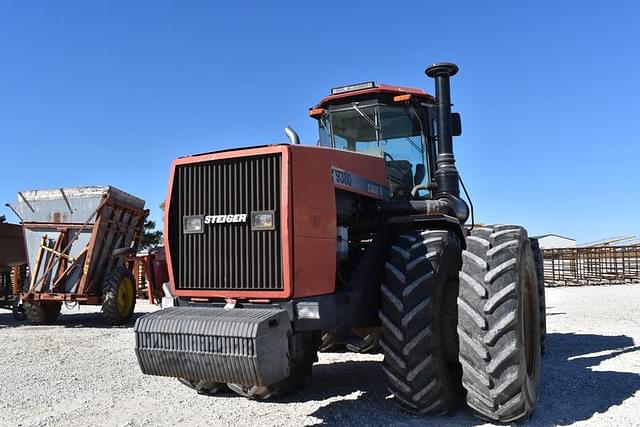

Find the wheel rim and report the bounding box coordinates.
[522,269,536,377]
[116,277,134,317]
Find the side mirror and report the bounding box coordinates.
[452,113,462,137]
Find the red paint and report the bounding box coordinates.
[313,83,435,110]
[164,144,389,300]
[289,145,387,297]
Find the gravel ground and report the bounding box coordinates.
[0,284,638,427]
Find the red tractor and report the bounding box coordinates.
[135,63,545,422]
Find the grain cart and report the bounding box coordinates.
[10,186,147,325]
[134,63,546,422]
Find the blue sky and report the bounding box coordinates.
[1,1,638,243]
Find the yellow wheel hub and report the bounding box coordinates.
[116,277,134,317]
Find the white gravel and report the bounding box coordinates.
[1,284,639,426]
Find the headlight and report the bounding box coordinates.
[251,211,275,231]
[296,302,320,320]
[183,215,203,234]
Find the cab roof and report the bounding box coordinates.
[312,82,435,110]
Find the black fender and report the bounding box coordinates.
[386,213,466,249]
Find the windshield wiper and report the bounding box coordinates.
[351,103,379,131]
[405,137,424,153]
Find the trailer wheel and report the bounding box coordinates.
[380,229,463,415]
[12,299,26,321]
[227,331,321,399]
[102,266,136,325]
[24,301,62,325]
[529,238,546,354]
[458,225,541,422]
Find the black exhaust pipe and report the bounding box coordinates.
[426,62,460,198]
[425,62,469,223]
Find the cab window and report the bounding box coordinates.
[319,103,427,198]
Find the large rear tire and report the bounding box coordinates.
[458,225,541,422]
[380,229,463,415]
[529,238,546,354]
[227,331,321,399]
[102,266,137,325]
[24,301,62,325]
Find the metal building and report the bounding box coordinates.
[532,234,576,249]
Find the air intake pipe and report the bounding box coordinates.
[425,62,469,223]
[426,62,460,197]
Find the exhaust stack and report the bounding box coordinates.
[426,62,460,198]
[285,126,300,145]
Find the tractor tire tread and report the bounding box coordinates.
[458,225,541,422]
[24,301,62,325]
[380,229,462,415]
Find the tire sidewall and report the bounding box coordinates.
[518,242,541,410]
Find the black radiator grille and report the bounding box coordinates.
[172,154,283,291]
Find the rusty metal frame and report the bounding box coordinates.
[24,196,107,298]
[21,194,148,304]
[81,200,145,295]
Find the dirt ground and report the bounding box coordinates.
[0,284,638,426]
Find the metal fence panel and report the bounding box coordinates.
[543,246,640,286]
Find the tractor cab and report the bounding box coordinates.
[309,82,459,200]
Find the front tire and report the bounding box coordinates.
[178,378,227,395]
[380,229,463,415]
[227,331,320,399]
[458,225,541,422]
[102,266,137,325]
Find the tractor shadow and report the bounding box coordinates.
[0,307,152,329]
[301,333,640,426]
[534,332,640,426]
[0,310,21,327]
